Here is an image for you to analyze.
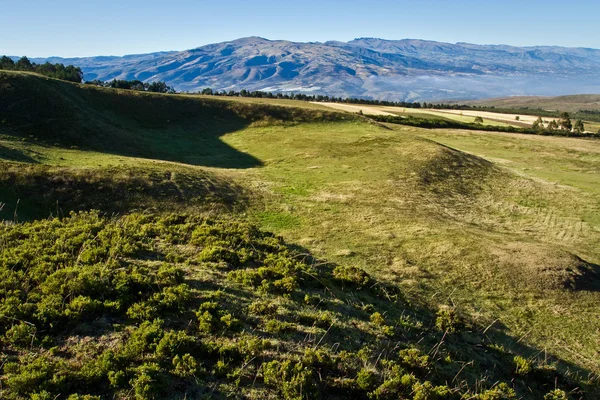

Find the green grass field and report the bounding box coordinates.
[1,71,600,399]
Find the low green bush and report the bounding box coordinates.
[513,356,533,376]
[544,389,568,400]
[262,359,317,400]
[435,306,461,333]
[332,265,372,287]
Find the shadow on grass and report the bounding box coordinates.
[0,72,265,168]
[0,144,39,163]
[574,260,600,292]
[0,71,345,169]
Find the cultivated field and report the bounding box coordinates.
[310,101,396,115]
[318,102,599,132]
[431,109,542,125]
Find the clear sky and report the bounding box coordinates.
[2,0,600,57]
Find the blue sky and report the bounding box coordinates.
[2,0,600,57]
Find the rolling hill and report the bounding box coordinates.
[1,71,600,399]
[20,36,600,101]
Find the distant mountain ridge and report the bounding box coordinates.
[19,36,600,101]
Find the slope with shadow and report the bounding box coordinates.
[0,71,346,220]
[0,71,345,168]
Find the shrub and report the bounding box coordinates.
[30,392,54,400]
[130,362,165,400]
[4,356,68,397]
[264,319,296,334]
[262,360,316,400]
[4,322,37,348]
[356,368,378,391]
[156,264,185,286]
[155,330,197,361]
[370,312,394,336]
[370,312,386,327]
[475,382,516,400]
[544,389,568,400]
[124,319,164,358]
[332,265,371,287]
[412,381,452,400]
[398,348,429,370]
[65,295,103,320]
[513,356,532,376]
[435,306,461,333]
[196,301,240,333]
[368,372,418,400]
[172,354,198,377]
[298,309,334,329]
[248,300,278,316]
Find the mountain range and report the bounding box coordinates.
[22,36,600,101]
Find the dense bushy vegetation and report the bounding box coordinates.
[85,79,176,94]
[0,212,587,399]
[0,56,82,83]
[195,87,426,108]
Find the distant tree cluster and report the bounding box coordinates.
[370,113,593,137]
[531,112,586,134]
[196,88,427,108]
[85,79,176,94]
[0,55,83,83]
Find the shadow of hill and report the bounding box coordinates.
[573,260,600,292]
[0,71,349,169]
[0,144,39,163]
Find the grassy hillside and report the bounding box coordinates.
[0,71,347,220]
[1,71,600,399]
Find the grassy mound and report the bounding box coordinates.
[0,212,585,399]
[0,162,248,221]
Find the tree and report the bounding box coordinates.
[0,55,15,70]
[146,81,174,93]
[558,112,572,131]
[515,116,520,121]
[201,87,213,95]
[547,120,559,131]
[474,116,484,124]
[574,119,585,134]
[532,116,544,132]
[15,56,33,71]
[1,55,82,82]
